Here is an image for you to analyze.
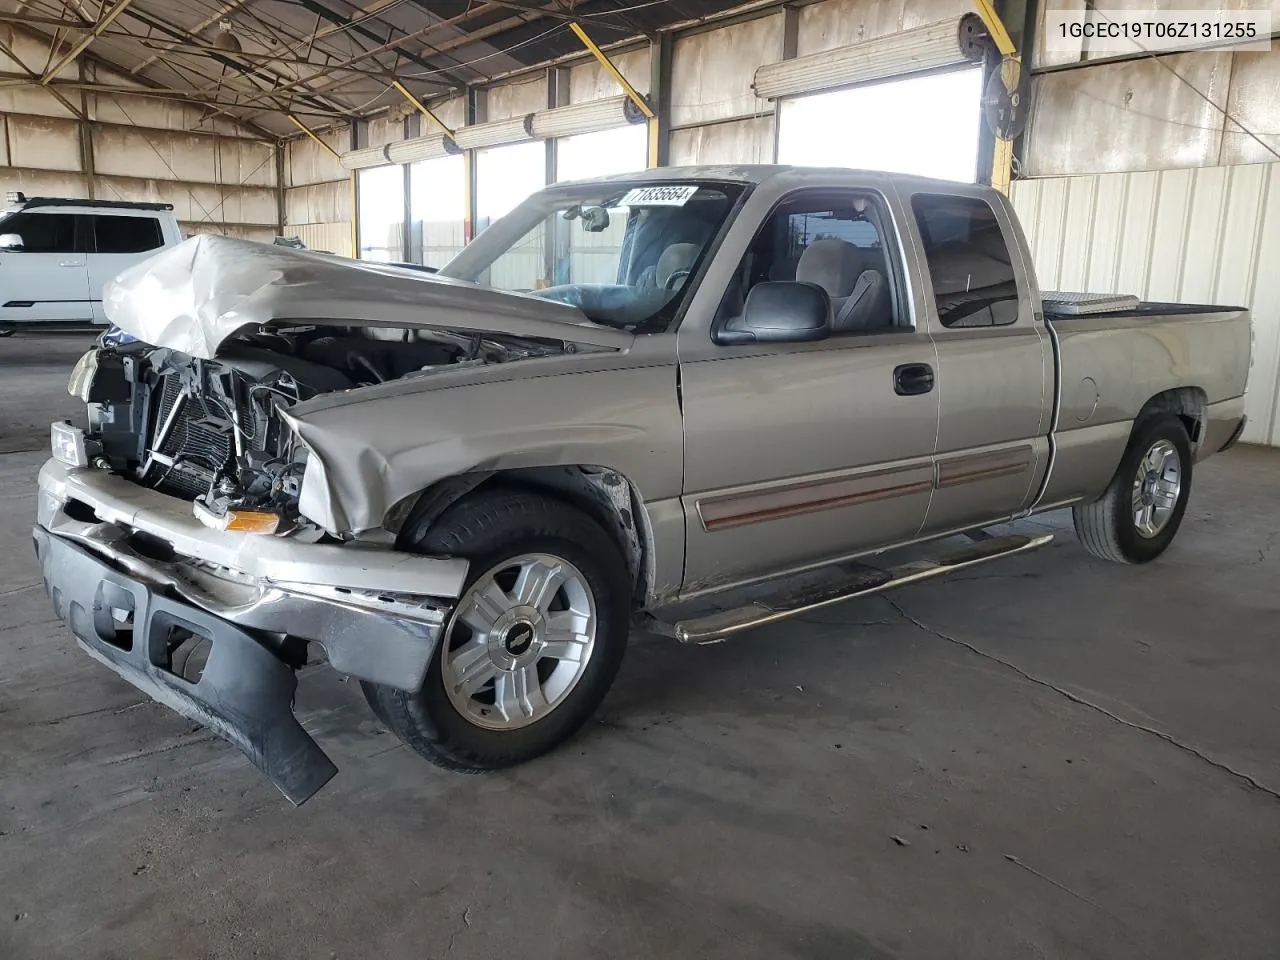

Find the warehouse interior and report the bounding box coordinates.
[2,0,1279,957]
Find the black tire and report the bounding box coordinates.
[362,488,631,772]
[1072,414,1193,564]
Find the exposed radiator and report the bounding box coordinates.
[146,374,236,498]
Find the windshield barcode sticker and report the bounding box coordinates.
[619,185,699,207]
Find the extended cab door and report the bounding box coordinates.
[0,210,92,324]
[86,213,169,324]
[677,175,940,595]
[901,189,1052,536]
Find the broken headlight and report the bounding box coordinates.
[66,349,99,402]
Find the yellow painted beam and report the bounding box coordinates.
[971,0,1016,56]
[287,114,342,160]
[568,21,654,119]
[349,174,358,258]
[991,137,1013,194]
[390,79,455,138]
[971,1,1020,194]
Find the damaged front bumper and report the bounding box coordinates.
[34,458,472,804]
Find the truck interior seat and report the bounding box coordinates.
[795,237,890,332]
[655,242,699,290]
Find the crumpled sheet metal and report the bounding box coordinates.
[279,359,682,536]
[102,234,633,359]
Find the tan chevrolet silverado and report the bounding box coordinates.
[33,166,1251,802]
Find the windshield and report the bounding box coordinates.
[438,181,743,331]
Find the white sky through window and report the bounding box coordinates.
[779,68,984,182]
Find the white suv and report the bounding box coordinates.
[0,192,183,334]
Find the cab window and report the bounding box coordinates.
[715,191,902,336]
[910,194,1019,328]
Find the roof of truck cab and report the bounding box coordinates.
[552,165,786,186]
[556,164,995,194]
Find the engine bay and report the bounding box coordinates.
[85,325,555,526]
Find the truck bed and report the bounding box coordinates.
[1035,299,1251,509]
[1043,291,1246,320]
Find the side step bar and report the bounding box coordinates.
[671,532,1054,644]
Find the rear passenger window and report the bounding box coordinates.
[911,194,1019,328]
[0,212,77,253]
[93,215,163,254]
[715,191,901,335]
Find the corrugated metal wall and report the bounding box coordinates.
[667,15,778,165]
[1011,163,1280,446]
[283,125,352,257]
[0,27,278,242]
[569,49,648,103]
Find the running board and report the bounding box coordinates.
[671,532,1054,645]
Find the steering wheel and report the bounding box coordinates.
[664,268,692,291]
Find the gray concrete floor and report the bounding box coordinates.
[2,333,1279,959]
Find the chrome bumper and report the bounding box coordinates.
[35,459,472,802]
[38,458,469,595]
[37,458,467,689]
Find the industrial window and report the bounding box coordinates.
[777,68,983,182]
[93,215,163,254]
[476,140,547,229]
[0,212,78,253]
[474,141,548,291]
[409,154,466,269]
[715,191,902,335]
[556,125,647,183]
[911,194,1019,329]
[357,164,406,262]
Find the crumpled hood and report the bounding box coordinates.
[103,235,633,359]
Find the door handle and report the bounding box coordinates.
[893,362,935,396]
[59,260,82,267]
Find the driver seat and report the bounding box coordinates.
[640,242,699,291]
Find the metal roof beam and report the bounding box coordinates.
[115,4,349,118]
[41,0,138,83]
[127,0,252,75]
[0,20,280,140]
[294,0,476,90]
[0,11,92,30]
[227,0,568,109]
[0,32,85,118]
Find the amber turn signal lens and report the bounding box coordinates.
[222,510,280,534]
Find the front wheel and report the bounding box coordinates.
[1072,414,1192,564]
[363,489,631,772]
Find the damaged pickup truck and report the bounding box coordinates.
[34,166,1251,803]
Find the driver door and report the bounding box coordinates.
[676,179,940,595]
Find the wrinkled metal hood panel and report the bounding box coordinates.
[103,235,633,359]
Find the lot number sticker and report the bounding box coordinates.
[620,185,699,207]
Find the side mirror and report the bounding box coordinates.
[0,233,24,250]
[716,281,832,345]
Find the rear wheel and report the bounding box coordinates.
[362,489,630,772]
[1072,414,1192,564]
